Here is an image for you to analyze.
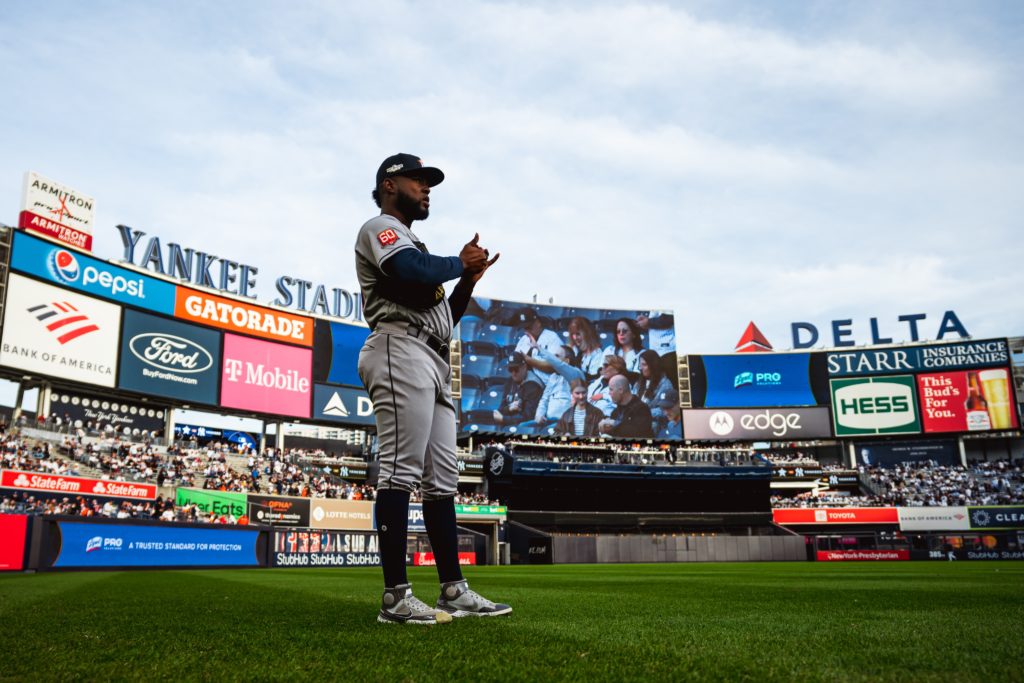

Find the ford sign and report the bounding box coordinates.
[129,333,213,373]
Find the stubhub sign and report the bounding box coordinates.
[9,230,176,315]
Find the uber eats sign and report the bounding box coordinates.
[830,375,921,436]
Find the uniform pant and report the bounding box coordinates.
[357,327,459,499]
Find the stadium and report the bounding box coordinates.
[1,180,1023,679]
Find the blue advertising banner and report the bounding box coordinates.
[827,338,1010,377]
[54,521,259,567]
[697,354,817,407]
[10,230,177,315]
[312,320,370,387]
[967,506,1024,531]
[312,383,375,426]
[118,309,221,404]
[373,503,426,532]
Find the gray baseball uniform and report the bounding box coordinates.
[355,214,459,499]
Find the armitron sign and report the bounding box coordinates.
[20,171,95,251]
[0,470,156,501]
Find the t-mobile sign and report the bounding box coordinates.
[221,333,312,418]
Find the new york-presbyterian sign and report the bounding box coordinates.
[116,225,364,322]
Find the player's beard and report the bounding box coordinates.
[396,186,429,221]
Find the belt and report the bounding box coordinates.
[375,322,450,360]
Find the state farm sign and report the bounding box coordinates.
[0,470,156,501]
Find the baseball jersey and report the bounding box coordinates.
[355,214,453,341]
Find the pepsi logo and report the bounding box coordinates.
[49,249,80,283]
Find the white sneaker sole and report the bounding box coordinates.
[443,606,513,618]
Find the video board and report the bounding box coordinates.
[0,231,371,425]
[457,297,678,438]
[687,353,829,408]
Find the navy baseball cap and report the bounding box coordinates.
[376,153,444,187]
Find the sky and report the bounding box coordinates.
[1,1,1022,414]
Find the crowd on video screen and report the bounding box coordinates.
[458,298,680,439]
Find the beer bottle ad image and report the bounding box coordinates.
[917,369,1019,433]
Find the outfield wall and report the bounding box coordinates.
[547,534,806,564]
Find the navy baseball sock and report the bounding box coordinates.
[423,496,463,584]
[375,488,410,588]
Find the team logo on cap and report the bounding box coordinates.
[385,164,404,173]
[48,249,81,283]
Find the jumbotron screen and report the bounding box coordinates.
[458,297,679,439]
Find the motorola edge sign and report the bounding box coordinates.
[118,309,221,405]
[682,407,832,440]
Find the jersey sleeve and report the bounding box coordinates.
[358,219,419,271]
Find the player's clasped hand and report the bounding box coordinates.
[460,233,500,281]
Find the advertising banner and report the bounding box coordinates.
[454,504,508,520]
[681,407,832,441]
[412,552,477,566]
[247,494,310,527]
[20,171,95,250]
[312,320,370,387]
[854,439,959,468]
[407,503,426,533]
[967,506,1024,531]
[271,529,380,567]
[220,334,312,418]
[0,273,121,387]
[689,353,826,408]
[10,231,176,314]
[830,375,921,436]
[175,287,313,347]
[312,384,375,426]
[898,506,970,531]
[457,297,677,436]
[309,498,374,530]
[53,521,260,568]
[118,309,222,405]
[0,514,28,571]
[1,470,156,501]
[914,549,1024,561]
[175,488,247,518]
[816,550,909,561]
[827,338,1011,377]
[323,462,368,480]
[772,508,900,525]
[917,369,1017,434]
[49,391,166,435]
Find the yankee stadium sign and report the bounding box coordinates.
[116,225,364,322]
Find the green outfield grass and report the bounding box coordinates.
[1,563,1022,682]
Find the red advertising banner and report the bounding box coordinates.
[773,508,900,525]
[0,470,157,501]
[412,552,477,566]
[175,287,313,347]
[19,210,93,251]
[918,368,1018,433]
[817,550,909,562]
[0,514,28,570]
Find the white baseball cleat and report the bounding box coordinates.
[378,583,453,625]
[436,579,512,618]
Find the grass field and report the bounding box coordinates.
[1,563,1022,682]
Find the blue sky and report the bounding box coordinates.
[1,0,1021,364]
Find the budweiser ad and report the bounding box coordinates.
[0,470,157,501]
[917,368,1018,433]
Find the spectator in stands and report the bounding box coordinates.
[523,345,583,432]
[588,355,628,417]
[633,350,674,424]
[513,307,563,386]
[599,375,654,438]
[567,317,604,380]
[655,390,682,439]
[555,380,605,437]
[603,318,643,374]
[493,353,543,427]
[637,311,675,356]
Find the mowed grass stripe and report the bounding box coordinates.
[1,563,1021,682]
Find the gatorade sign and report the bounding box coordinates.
[830,375,921,436]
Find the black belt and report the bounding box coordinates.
[375,322,450,360]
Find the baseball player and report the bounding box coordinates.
[355,153,511,625]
